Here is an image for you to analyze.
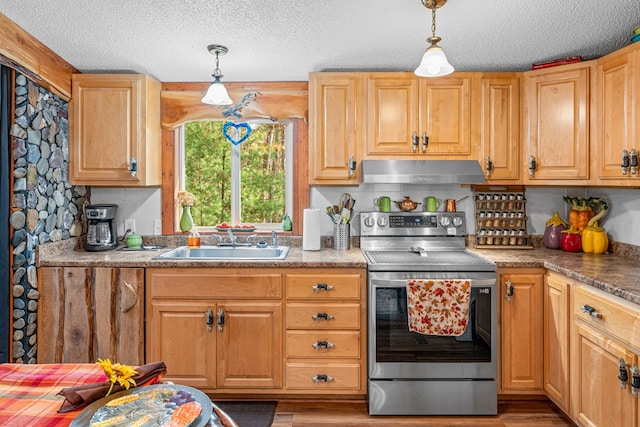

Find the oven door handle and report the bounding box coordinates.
[370,278,496,288]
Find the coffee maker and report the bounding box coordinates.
[85,204,118,251]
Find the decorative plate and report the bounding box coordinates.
[70,384,212,427]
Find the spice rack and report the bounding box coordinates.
[473,186,533,249]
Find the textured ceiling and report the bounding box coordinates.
[1,0,639,83]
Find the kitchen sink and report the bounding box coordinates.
[153,245,291,260]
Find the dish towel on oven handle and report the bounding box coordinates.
[406,279,472,336]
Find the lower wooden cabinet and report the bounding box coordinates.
[38,267,144,365]
[570,284,640,427]
[543,272,571,413]
[284,271,366,395]
[498,268,545,394]
[146,268,283,393]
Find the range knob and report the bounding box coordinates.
[363,216,375,228]
[439,216,451,227]
[452,216,463,227]
[377,217,387,227]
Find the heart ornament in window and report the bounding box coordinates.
[223,122,252,145]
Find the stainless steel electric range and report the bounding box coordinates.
[361,211,498,416]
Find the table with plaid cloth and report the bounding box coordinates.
[0,363,106,426]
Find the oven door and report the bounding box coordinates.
[368,271,497,380]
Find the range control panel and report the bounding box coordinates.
[360,211,467,237]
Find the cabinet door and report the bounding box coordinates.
[70,74,161,186]
[499,270,544,393]
[418,73,473,157]
[572,322,638,427]
[38,267,144,365]
[594,45,640,183]
[309,73,363,184]
[478,74,520,181]
[216,302,282,389]
[365,72,419,156]
[543,273,570,412]
[146,301,216,389]
[523,64,590,183]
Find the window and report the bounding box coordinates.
[179,120,292,230]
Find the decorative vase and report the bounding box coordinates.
[179,205,194,232]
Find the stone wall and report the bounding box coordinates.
[9,73,87,363]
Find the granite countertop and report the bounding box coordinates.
[37,238,640,305]
[470,247,640,305]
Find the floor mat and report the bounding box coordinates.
[214,401,277,427]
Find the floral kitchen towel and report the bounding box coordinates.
[407,279,472,336]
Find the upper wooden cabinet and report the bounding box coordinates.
[477,74,521,182]
[365,72,474,158]
[522,63,591,184]
[70,74,162,186]
[593,42,640,185]
[308,73,364,185]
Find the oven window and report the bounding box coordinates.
[375,287,492,363]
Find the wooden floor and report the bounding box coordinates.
[270,399,576,427]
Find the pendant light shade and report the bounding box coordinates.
[415,0,454,78]
[201,44,233,106]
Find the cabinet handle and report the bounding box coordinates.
[217,308,225,332]
[312,312,334,321]
[312,374,334,383]
[630,149,638,175]
[421,132,429,153]
[312,340,335,350]
[581,304,602,319]
[411,132,419,153]
[505,279,514,303]
[206,308,214,332]
[622,150,631,175]
[485,156,494,177]
[619,358,630,389]
[129,157,137,177]
[348,156,357,178]
[311,283,334,292]
[120,280,138,313]
[528,156,537,177]
[631,364,640,397]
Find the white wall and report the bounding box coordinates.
[92,185,640,246]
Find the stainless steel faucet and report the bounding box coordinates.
[226,229,237,247]
[271,230,277,248]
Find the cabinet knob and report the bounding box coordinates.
[621,150,630,175]
[630,149,638,175]
[217,308,225,332]
[631,364,640,397]
[206,308,214,332]
[528,156,537,177]
[485,156,494,177]
[312,341,335,350]
[311,283,334,292]
[312,374,334,383]
[505,279,514,303]
[581,304,602,319]
[348,156,357,178]
[312,312,334,321]
[619,358,630,389]
[411,132,419,153]
[129,157,137,177]
[421,132,429,153]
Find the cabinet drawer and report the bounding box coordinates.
[574,285,640,346]
[286,331,360,358]
[286,362,361,390]
[147,268,282,299]
[286,303,361,329]
[286,274,361,299]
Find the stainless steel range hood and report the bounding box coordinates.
[361,160,486,184]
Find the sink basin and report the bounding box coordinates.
[153,245,291,260]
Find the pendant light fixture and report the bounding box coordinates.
[201,44,233,106]
[414,0,454,78]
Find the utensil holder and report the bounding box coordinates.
[333,223,350,250]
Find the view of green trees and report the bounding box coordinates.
[184,121,286,225]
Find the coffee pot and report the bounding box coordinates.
[85,204,118,251]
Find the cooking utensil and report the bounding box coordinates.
[394,196,421,212]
